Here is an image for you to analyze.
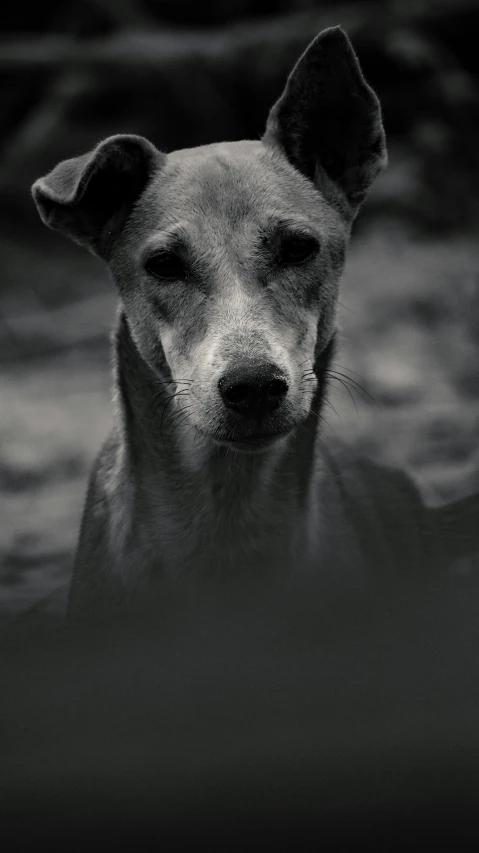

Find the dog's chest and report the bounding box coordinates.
[139,473,318,581]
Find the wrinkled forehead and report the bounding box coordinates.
[128,140,345,249]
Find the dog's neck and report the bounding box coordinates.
[113,311,332,579]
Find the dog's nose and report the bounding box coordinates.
[218,363,288,418]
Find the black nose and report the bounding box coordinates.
[218,363,288,418]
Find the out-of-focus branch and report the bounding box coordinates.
[0,36,76,70]
[83,0,157,29]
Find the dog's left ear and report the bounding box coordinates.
[263,27,387,212]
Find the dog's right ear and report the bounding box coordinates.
[32,134,162,259]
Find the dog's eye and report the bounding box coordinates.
[145,251,186,281]
[278,235,319,265]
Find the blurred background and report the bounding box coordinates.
[2,4,479,844]
[1,0,479,614]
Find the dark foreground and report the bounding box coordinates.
[2,577,479,850]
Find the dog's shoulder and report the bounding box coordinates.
[69,427,133,612]
[315,437,445,578]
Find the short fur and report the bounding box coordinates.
[32,27,478,616]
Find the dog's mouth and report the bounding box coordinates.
[211,427,293,453]
[223,432,285,448]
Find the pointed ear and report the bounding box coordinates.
[31,134,162,258]
[263,27,387,212]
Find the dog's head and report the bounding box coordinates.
[32,27,386,451]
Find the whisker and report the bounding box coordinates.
[166,397,192,421]
[171,412,194,446]
[146,395,168,444]
[322,397,341,421]
[169,402,193,425]
[182,422,200,446]
[326,374,369,409]
[338,300,361,316]
[326,370,380,409]
[141,392,166,431]
[299,404,337,437]
[152,388,191,446]
[159,388,190,426]
[139,381,191,427]
[167,405,193,434]
[331,362,366,379]
[329,375,359,417]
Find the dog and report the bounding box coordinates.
[32,27,478,616]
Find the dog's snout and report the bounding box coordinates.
[218,363,288,418]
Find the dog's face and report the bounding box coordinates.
[111,141,348,447]
[32,27,386,450]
